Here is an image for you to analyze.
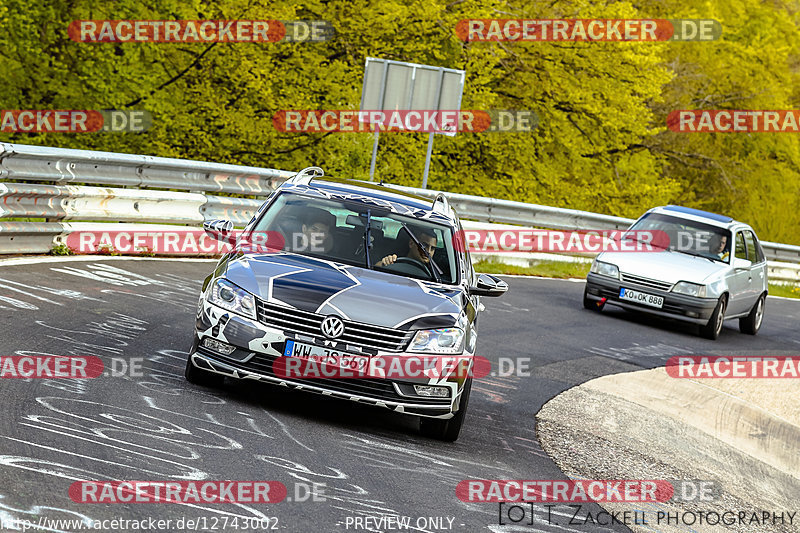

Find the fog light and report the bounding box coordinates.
[413,385,450,398]
[686,311,699,318]
[202,337,236,355]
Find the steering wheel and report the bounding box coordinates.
[390,256,431,276]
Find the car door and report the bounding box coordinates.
[743,230,767,304]
[726,231,752,315]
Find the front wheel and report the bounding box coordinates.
[420,378,472,442]
[583,288,602,311]
[739,294,766,335]
[699,296,727,340]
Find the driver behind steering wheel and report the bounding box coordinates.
[376,227,437,268]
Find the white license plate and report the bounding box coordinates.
[619,288,664,308]
[283,340,369,371]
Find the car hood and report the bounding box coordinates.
[598,250,726,284]
[223,252,464,330]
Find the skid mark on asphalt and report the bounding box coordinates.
[584,342,692,362]
[473,374,520,405]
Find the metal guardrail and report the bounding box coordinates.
[0,143,798,279]
[0,142,295,194]
[0,222,66,254]
[0,183,262,225]
[761,242,800,264]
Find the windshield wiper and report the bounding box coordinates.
[400,223,443,283]
[364,209,372,269]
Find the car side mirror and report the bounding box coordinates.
[469,273,508,297]
[733,257,752,270]
[203,219,234,242]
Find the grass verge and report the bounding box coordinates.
[767,283,800,299]
[473,259,590,279]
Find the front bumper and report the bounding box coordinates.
[585,272,718,325]
[188,301,467,419]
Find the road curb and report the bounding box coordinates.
[581,368,800,479]
[537,367,800,532]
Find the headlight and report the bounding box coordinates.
[591,260,620,280]
[672,281,706,298]
[208,279,256,319]
[409,328,465,354]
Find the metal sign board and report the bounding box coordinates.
[360,58,465,136]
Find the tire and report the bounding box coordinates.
[739,294,766,335]
[583,287,602,311]
[184,355,225,387]
[420,377,472,442]
[699,296,727,340]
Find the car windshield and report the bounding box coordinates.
[628,213,732,263]
[250,192,459,284]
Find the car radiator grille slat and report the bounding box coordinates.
[620,273,673,292]
[256,299,412,352]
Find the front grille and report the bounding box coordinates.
[255,299,413,352]
[197,346,450,406]
[620,273,673,292]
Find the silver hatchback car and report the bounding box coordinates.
[584,205,768,340]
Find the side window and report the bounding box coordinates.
[745,231,765,263]
[734,232,747,261]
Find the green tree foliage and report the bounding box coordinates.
[0,0,797,243]
[636,0,800,244]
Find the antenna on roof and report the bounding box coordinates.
[288,166,325,185]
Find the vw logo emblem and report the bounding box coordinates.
[320,316,345,339]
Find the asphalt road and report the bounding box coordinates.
[0,258,798,533]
